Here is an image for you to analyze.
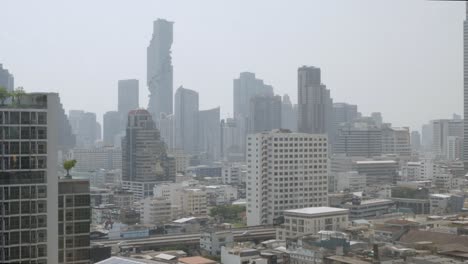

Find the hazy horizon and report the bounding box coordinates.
[0,0,464,132]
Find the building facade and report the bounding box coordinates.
[175,86,199,154]
[246,130,329,226]
[147,19,174,122]
[0,64,14,91]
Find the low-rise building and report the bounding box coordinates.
[276,207,349,240]
[142,197,172,225]
[200,230,234,256]
[342,199,395,220]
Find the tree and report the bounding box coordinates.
[63,159,77,178]
[0,86,9,106]
[12,87,26,105]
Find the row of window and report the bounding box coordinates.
[0,141,47,155]
[0,185,47,200]
[0,111,47,125]
[0,215,47,230]
[0,200,47,215]
[0,244,47,261]
[0,156,47,170]
[0,126,47,140]
[1,229,47,245]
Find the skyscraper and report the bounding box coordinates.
[159,113,175,150]
[411,130,421,152]
[249,95,282,133]
[198,107,221,161]
[68,110,98,148]
[281,94,297,132]
[147,19,174,122]
[121,109,175,199]
[297,66,333,135]
[174,86,199,153]
[0,93,71,263]
[118,79,139,117]
[0,64,14,91]
[246,130,329,226]
[103,111,121,146]
[233,72,273,119]
[220,118,244,162]
[464,3,468,170]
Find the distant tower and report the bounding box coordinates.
[249,95,282,133]
[147,19,174,123]
[297,66,333,135]
[174,86,199,153]
[118,79,139,116]
[121,109,175,199]
[0,64,14,91]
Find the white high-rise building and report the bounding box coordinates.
[246,130,329,226]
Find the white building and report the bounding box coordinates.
[276,207,349,240]
[401,162,422,182]
[381,126,411,159]
[246,130,329,226]
[221,247,260,264]
[222,162,246,185]
[69,146,122,172]
[205,185,238,205]
[342,199,394,220]
[200,230,234,256]
[141,196,172,225]
[447,136,463,161]
[335,171,366,192]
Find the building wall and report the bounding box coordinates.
[246,130,329,226]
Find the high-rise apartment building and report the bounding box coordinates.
[174,86,199,154]
[411,131,421,152]
[103,111,121,146]
[381,126,411,159]
[0,64,14,91]
[333,103,359,126]
[297,66,333,136]
[118,79,139,117]
[249,95,282,133]
[246,130,329,226]
[147,19,174,122]
[121,109,175,199]
[198,107,221,161]
[0,93,71,263]
[281,94,297,132]
[58,179,91,264]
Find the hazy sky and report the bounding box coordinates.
[0,0,464,131]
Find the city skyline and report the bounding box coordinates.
[0,0,464,131]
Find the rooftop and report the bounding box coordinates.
[284,206,349,215]
[178,256,218,264]
[355,160,397,165]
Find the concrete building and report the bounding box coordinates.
[141,196,172,225]
[334,122,382,157]
[200,230,234,256]
[421,123,433,151]
[233,72,274,120]
[276,207,349,240]
[159,112,175,150]
[198,107,221,161]
[182,189,208,216]
[118,79,139,126]
[246,130,329,226]
[222,162,246,185]
[281,94,297,132]
[69,110,98,148]
[0,93,72,263]
[175,86,199,154]
[112,190,134,209]
[353,160,399,186]
[103,111,121,146]
[0,63,14,91]
[70,146,122,172]
[333,103,359,126]
[205,185,238,206]
[168,149,191,174]
[430,194,464,215]
[447,136,463,161]
[297,66,333,135]
[432,119,463,158]
[335,171,366,192]
[221,118,244,161]
[121,109,175,200]
[147,19,174,122]
[342,199,395,220]
[58,179,91,264]
[411,131,421,152]
[249,95,282,133]
[381,126,411,159]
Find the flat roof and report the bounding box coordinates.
[284,207,349,215]
[355,160,397,165]
[430,194,451,198]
